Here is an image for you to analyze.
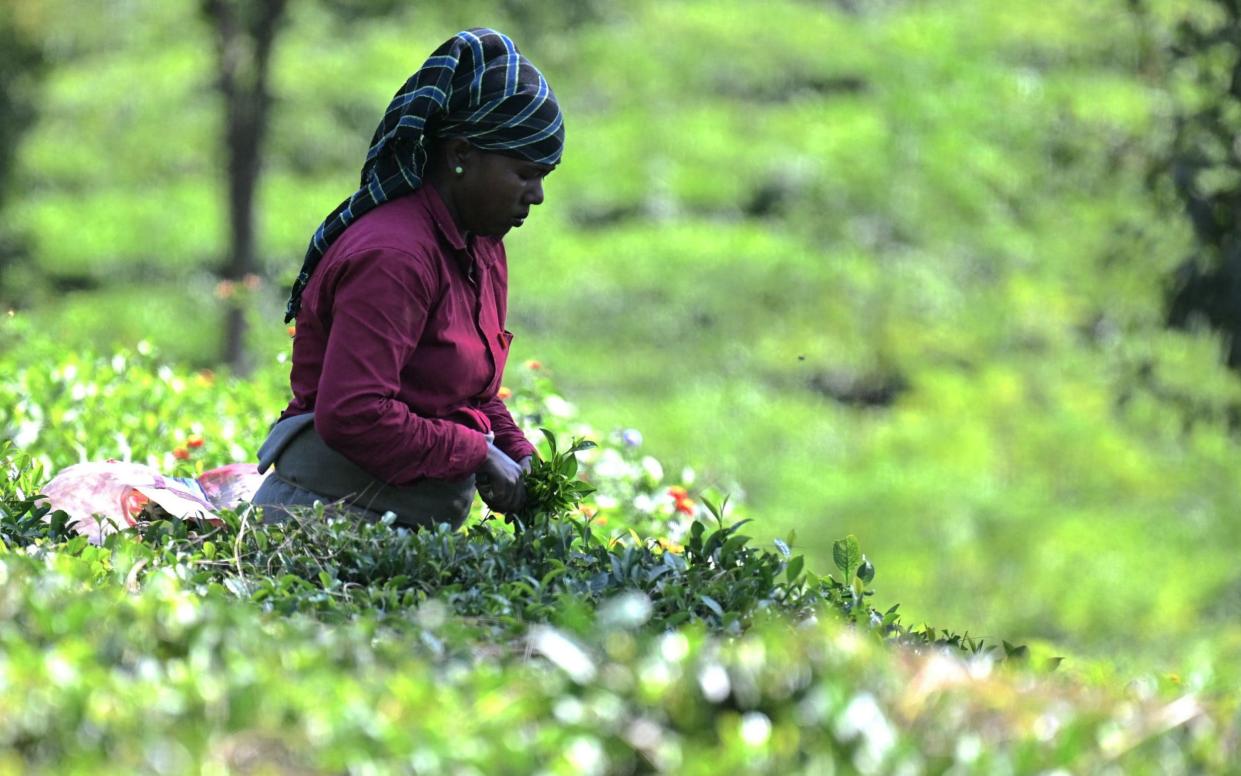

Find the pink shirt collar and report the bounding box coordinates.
[417,183,470,253]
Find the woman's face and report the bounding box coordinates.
[458,151,554,237]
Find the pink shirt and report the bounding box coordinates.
[279,184,535,484]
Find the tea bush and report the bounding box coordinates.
[0,541,1230,774]
[0,317,926,647]
[1,321,1237,772]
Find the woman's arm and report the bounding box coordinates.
[477,395,536,463]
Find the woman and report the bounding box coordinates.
[252,28,563,529]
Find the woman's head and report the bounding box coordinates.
[285,28,563,321]
[427,137,554,237]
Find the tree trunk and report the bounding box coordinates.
[201,0,287,375]
[1159,0,1241,368]
[0,9,45,308]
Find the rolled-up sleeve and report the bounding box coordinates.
[313,247,489,483]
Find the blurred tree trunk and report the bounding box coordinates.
[201,0,287,375]
[0,7,45,308]
[1155,0,1241,367]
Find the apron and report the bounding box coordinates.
[251,414,476,530]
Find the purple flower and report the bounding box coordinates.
[620,428,643,448]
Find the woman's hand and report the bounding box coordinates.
[476,442,526,513]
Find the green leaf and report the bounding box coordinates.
[857,557,875,584]
[700,495,724,525]
[539,428,558,457]
[700,594,725,618]
[702,528,726,558]
[785,555,805,583]
[832,535,861,582]
[540,564,568,588]
[881,606,900,629]
[664,611,691,628]
[721,534,750,557]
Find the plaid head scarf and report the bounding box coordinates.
[284,28,564,322]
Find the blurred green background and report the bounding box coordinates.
[3,0,1241,664]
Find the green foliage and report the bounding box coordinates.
[513,428,598,525]
[0,388,930,651]
[0,316,286,472]
[0,322,1236,764]
[7,0,1241,682]
[0,322,947,648]
[0,543,1228,774]
[0,443,71,548]
[0,327,1237,769]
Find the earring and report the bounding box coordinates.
[454,165,464,175]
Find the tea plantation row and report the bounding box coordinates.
[0,320,1234,772]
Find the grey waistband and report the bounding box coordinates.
[256,414,476,529]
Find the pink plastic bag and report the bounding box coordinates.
[38,461,268,544]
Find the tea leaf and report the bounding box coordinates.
[857,557,875,584]
[786,555,805,583]
[700,594,724,618]
[833,535,861,582]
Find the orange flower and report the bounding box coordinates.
[243,273,262,291]
[196,369,215,386]
[524,359,542,370]
[173,447,190,461]
[122,489,150,519]
[187,434,204,449]
[674,498,695,516]
[287,325,297,337]
[667,486,688,499]
[578,504,598,518]
[497,386,513,400]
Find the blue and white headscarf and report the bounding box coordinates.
[284,28,564,322]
